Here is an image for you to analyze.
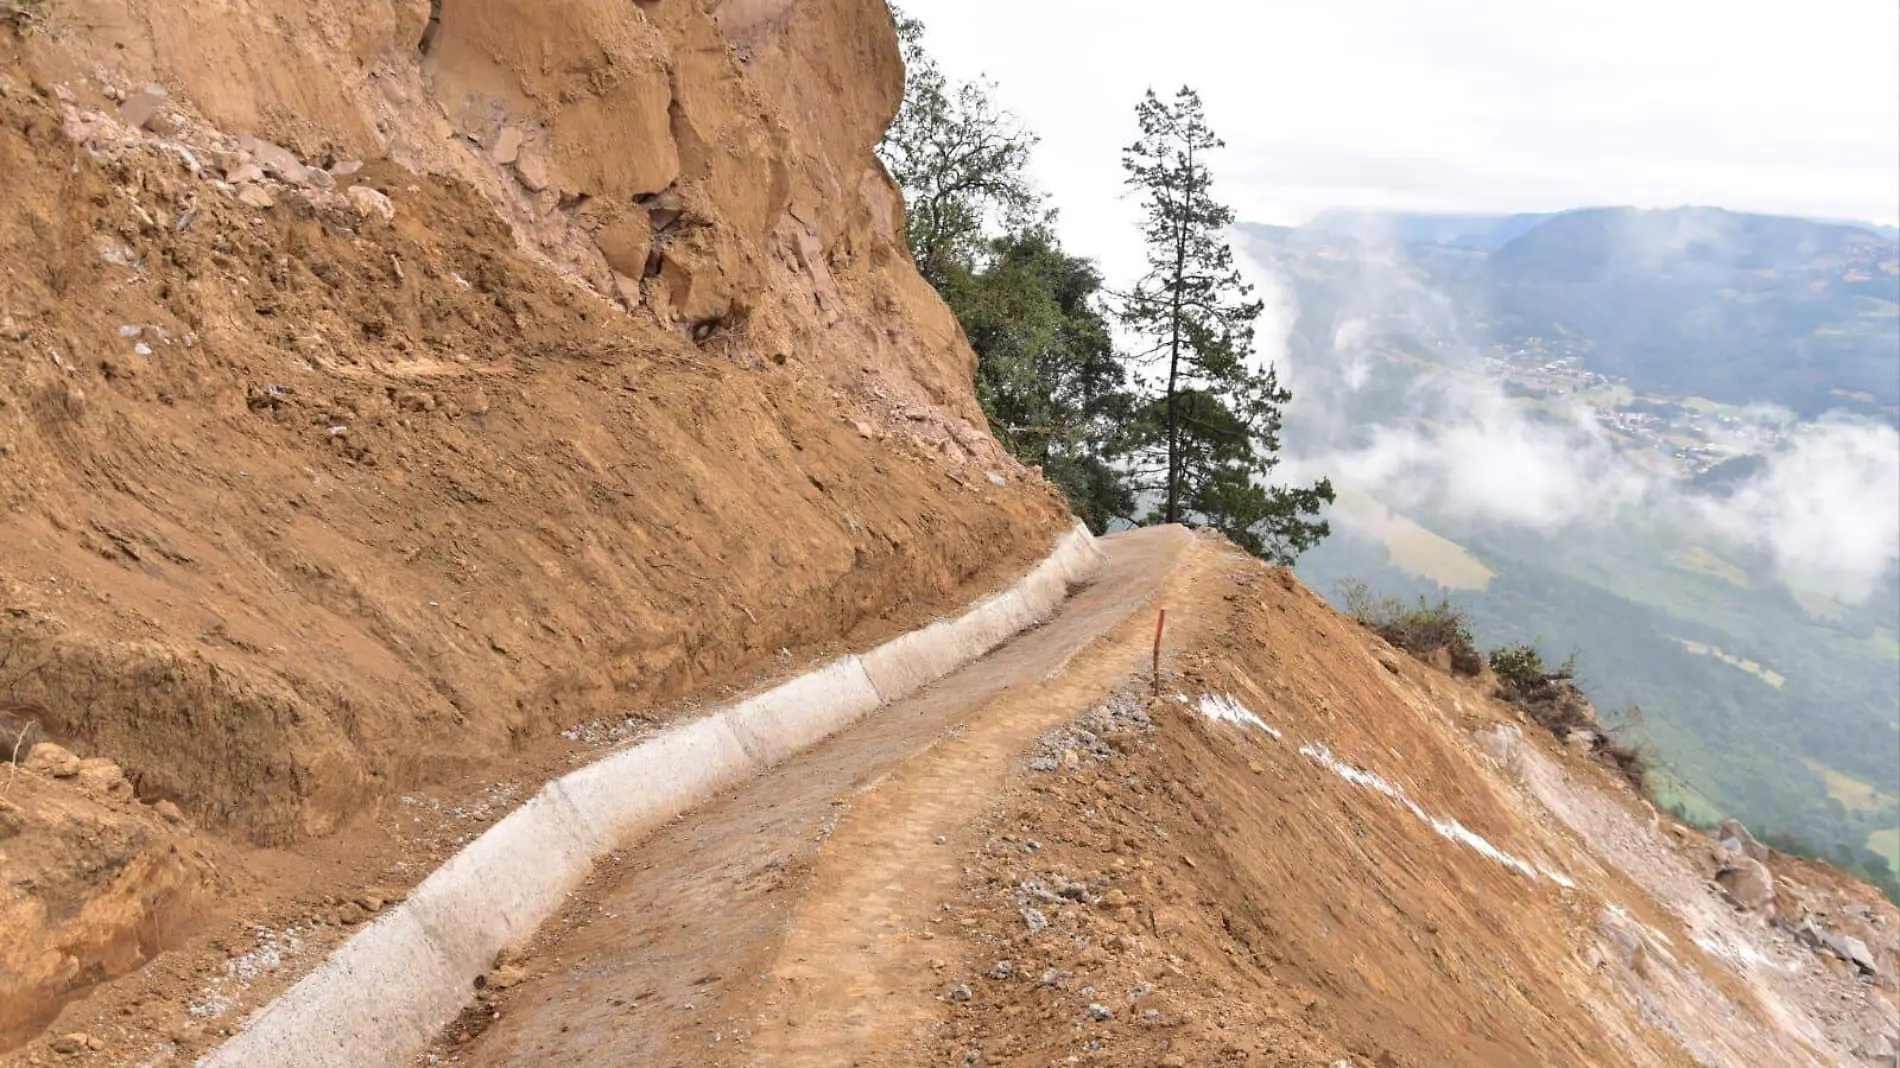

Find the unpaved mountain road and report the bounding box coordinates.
[435,525,1201,1067]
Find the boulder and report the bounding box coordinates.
[226,162,266,185]
[484,964,528,990]
[237,134,309,184]
[490,127,524,165]
[1715,856,1776,912]
[1475,726,1524,774]
[237,184,277,209]
[515,151,552,193]
[1820,930,1881,978]
[346,186,396,222]
[118,84,168,131]
[24,741,81,778]
[596,209,654,279]
[78,757,133,798]
[1718,818,1770,862]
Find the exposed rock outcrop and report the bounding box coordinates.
[2,0,1051,846]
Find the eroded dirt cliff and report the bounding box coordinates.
[0,0,1064,1049]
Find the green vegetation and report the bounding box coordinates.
[878,16,1328,565]
[878,11,1132,531]
[1651,771,1727,827]
[1336,580,1483,675]
[1116,88,1332,563]
[1870,828,1900,870]
[1487,643,1651,793]
[945,231,1136,531]
[880,12,1039,292]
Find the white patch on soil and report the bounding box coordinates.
[1298,742,1557,883]
[187,925,308,1020]
[1198,693,1281,738]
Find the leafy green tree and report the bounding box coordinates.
[944,230,1136,531]
[1118,87,1332,564]
[876,11,1135,529]
[877,9,1041,289]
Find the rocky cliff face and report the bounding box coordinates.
[33,0,979,406]
[1,0,1037,842]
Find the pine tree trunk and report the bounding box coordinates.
[1163,146,1190,525]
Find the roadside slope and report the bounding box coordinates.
[922,540,1900,1068]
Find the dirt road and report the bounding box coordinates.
[438,525,1199,1066]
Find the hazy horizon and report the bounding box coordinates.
[897,0,1900,283]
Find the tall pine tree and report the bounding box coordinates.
[1119,87,1332,564]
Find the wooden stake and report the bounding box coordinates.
[1152,608,1167,695]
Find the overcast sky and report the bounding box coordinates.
[898,0,1900,279]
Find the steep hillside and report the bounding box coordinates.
[0,0,1070,1048]
[927,540,1900,1068]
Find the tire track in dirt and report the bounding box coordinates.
[438,526,1199,1066]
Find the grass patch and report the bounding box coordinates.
[1790,588,1851,622]
[1676,638,1786,688]
[1330,484,1494,591]
[1668,546,1750,588]
[1656,783,1725,827]
[1802,759,1898,814]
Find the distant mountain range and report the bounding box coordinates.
[1261,206,1900,418]
[1305,207,1900,251]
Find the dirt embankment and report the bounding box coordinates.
[0,0,1065,1051]
[923,546,1900,1068]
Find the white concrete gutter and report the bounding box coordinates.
[198,522,1103,1068]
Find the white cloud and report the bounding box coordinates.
[1309,385,1900,603]
[1696,420,1900,602]
[1262,240,1900,603]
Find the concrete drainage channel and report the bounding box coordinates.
[197,523,1104,1068]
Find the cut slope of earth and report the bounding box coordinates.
[0,0,1072,1051]
[430,531,1899,1068]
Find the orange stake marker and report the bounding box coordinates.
[1152,608,1167,694]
